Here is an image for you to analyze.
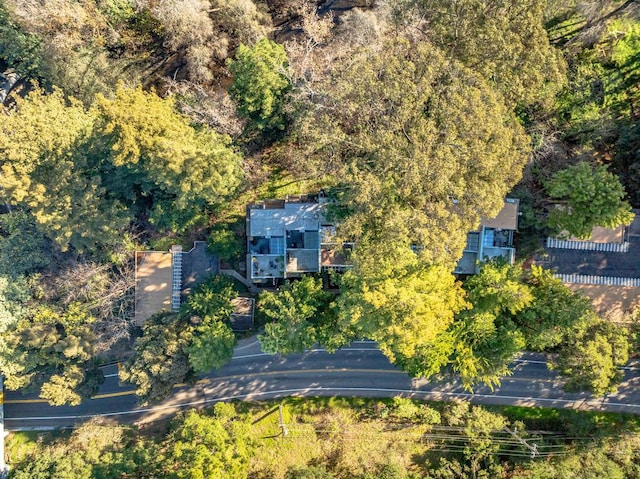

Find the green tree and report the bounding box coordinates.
[183,276,238,373]
[449,312,525,391]
[0,211,51,278]
[449,262,615,390]
[463,260,533,316]
[122,277,243,402]
[258,276,334,355]
[285,465,335,479]
[228,38,290,131]
[335,241,469,378]
[0,87,128,253]
[9,418,164,479]
[294,38,529,265]
[0,274,30,331]
[441,402,514,478]
[546,162,634,239]
[514,266,594,351]
[556,319,630,396]
[165,409,253,479]
[0,303,103,405]
[187,319,236,373]
[118,312,195,404]
[0,85,244,252]
[552,17,640,149]
[445,261,529,390]
[391,0,566,108]
[96,85,244,233]
[185,275,237,319]
[0,2,42,77]
[208,226,244,265]
[39,363,104,406]
[99,440,165,479]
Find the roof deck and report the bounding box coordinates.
[455,198,519,274]
[251,254,285,279]
[248,202,324,238]
[247,199,327,281]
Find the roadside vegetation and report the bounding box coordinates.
[6,398,640,478]
[0,0,639,456]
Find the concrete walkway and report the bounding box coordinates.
[220,269,261,294]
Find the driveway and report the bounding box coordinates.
[538,213,640,278]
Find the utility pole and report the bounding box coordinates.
[278,403,288,438]
[504,426,539,458]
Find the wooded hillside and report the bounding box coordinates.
[0,0,639,407]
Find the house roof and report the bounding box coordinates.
[135,243,220,325]
[134,251,173,326]
[230,297,255,331]
[248,202,323,237]
[564,225,625,243]
[480,198,519,230]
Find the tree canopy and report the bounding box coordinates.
[457,261,631,395]
[120,276,240,402]
[96,85,244,232]
[390,0,567,108]
[0,85,243,253]
[546,162,635,239]
[557,319,630,396]
[294,38,530,264]
[335,242,469,377]
[118,312,195,404]
[0,303,104,405]
[258,275,334,355]
[228,38,291,132]
[166,406,253,479]
[0,87,126,253]
[183,276,237,373]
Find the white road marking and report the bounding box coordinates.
[233,339,261,351]
[6,386,640,424]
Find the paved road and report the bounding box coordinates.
[5,338,640,430]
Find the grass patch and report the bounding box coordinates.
[488,404,640,436]
[245,398,426,478]
[256,173,323,200]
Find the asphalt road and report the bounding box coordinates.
[5,338,640,430]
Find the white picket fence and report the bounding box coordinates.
[555,273,640,287]
[546,237,629,252]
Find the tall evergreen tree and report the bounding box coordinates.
[294,38,530,265]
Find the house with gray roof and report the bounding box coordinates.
[454,198,520,275]
[246,194,352,284]
[246,196,325,283]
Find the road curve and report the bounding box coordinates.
[5,338,640,430]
